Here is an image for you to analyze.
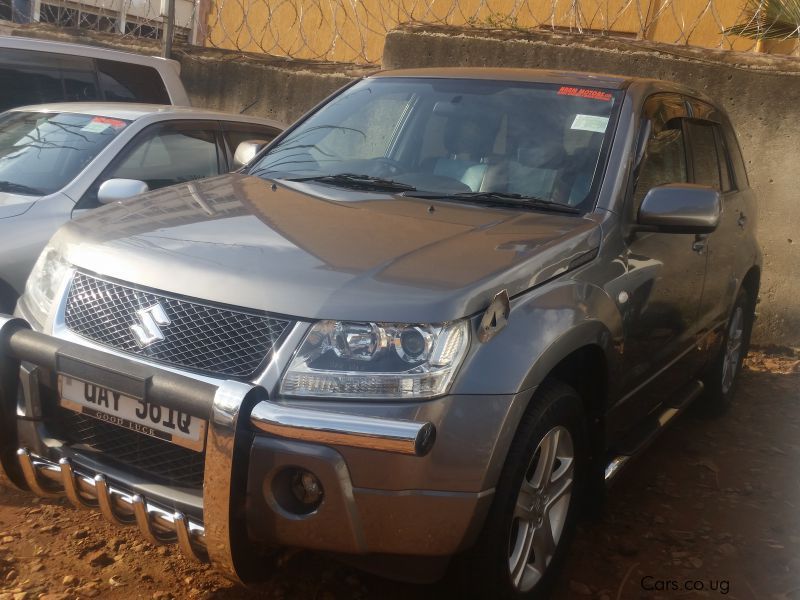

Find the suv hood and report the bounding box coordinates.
[55,174,601,322]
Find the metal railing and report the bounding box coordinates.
[2,1,799,66]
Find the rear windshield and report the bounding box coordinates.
[0,111,130,196]
[0,50,170,112]
[251,77,622,211]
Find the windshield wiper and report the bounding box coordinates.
[0,181,44,196]
[287,173,416,193]
[403,190,580,214]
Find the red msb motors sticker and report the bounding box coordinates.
[557,86,612,102]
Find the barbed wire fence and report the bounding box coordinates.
[2,0,799,64]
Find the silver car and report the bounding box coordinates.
[0,103,283,311]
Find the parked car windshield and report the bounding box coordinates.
[0,111,130,196]
[250,77,621,211]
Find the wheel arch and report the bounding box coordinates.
[480,319,618,491]
[741,265,761,308]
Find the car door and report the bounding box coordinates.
[220,122,282,170]
[685,100,747,335]
[616,93,709,425]
[74,120,225,210]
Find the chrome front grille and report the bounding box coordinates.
[64,272,292,378]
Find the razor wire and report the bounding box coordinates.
[2,0,799,64]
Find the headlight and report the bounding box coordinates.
[280,320,470,399]
[23,244,70,327]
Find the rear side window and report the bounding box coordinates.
[0,50,99,112]
[686,121,721,190]
[96,59,170,104]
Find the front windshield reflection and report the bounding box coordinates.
[0,111,129,196]
[251,77,620,211]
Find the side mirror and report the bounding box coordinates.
[638,184,721,235]
[97,179,149,205]
[233,140,269,169]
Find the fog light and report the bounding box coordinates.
[291,469,324,506]
[270,467,325,516]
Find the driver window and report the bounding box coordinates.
[113,126,219,186]
[632,95,689,211]
[79,122,221,208]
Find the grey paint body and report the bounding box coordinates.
[0,103,284,303]
[9,70,761,573]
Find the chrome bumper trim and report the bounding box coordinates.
[95,474,136,526]
[58,457,98,508]
[18,448,62,498]
[16,449,207,561]
[204,380,266,582]
[249,401,436,457]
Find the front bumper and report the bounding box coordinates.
[0,314,498,581]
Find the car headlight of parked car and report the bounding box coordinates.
[23,244,71,327]
[280,320,470,399]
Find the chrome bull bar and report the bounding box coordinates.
[16,448,207,560]
[0,315,267,582]
[0,314,438,581]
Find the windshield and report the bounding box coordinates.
[0,111,130,196]
[250,77,621,211]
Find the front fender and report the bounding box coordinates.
[451,278,624,490]
[452,279,624,397]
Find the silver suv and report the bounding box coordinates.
[0,103,283,312]
[0,69,760,599]
[0,35,190,111]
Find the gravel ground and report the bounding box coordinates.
[0,349,797,600]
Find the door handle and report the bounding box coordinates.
[692,234,709,254]
[737,213,748,229]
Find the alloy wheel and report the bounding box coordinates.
[507,425,574,592]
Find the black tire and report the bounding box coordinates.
[457,380,587,599]
[701,288,753,415]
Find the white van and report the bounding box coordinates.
[0,35,190,111]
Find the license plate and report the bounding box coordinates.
[58,375,207,452]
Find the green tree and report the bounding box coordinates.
[726,0,800,46]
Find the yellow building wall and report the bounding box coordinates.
[204,0,796,64]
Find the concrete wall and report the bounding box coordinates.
[204,0,782,65]
[383,25,800,346]
[175,48,362,124]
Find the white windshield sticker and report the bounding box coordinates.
[81,121,110,134]
[571,114,609,133]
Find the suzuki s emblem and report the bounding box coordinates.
[130,303,171,348]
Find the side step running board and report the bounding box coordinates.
[604,380,704,485]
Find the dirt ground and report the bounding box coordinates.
[0,349,797,600]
